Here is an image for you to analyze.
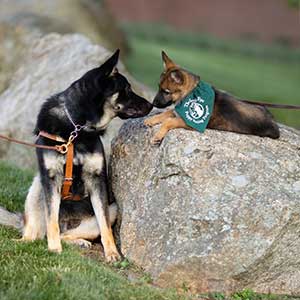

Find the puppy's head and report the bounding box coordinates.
[81,50,153,130]
[153,51,199,108]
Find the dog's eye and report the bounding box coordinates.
[115,104,122,111]
[162,89,171,95]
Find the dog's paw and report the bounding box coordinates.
[48,240,62,254]
[48,247,62,254]
[105,249,121,263]
[150,132,165,145]
[150,137,162,145]
[13,237,27,242]
[13,235,38,242]
[66,239,92,249]
[144,117,158,127]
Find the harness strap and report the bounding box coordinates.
[61,142,76,200]
[39,131,80,201]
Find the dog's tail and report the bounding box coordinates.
[0,206,23,230]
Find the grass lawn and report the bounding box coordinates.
[125,37,300,128]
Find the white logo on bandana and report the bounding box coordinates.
[184,97,210,124]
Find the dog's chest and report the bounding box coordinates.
[73,152,104,175]
[44,151,104,177]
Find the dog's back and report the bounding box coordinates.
[209,89,280,139]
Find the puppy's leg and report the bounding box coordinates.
[22,174,46,240]
[151,117,192,144]
[83,154,120,262]
[144,110,175,127]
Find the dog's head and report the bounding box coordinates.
[153,51,200,108]
[79,50,153,130]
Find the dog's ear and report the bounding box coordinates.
[162,51,176,70]
[170,70,184,85]
[100,49,120,77]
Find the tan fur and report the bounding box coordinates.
[82,153,120,262]
[23,175,46,240]
[144,52,199,144]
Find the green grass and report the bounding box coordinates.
[123,23,300,62]
[0,226,187,300]
[125,36,300,128]
[0,162,33,212]
[0,162,297,299]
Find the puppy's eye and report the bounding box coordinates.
[163,89,171,95]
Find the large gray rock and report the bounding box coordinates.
[0,24,34,94]
[0,0,128,52]
[110,117,300,295]
[0,0,128,93]
[0,33,153,169]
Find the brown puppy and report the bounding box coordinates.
[145,51,279,144]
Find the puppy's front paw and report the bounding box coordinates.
[150,132,165,145]
[144,117,159,127]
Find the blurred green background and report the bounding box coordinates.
[122,23,300,128]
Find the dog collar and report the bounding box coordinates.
[64,104,87,132]
[175,80,215,132]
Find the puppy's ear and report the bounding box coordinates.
[170,70,184,85]
[162,50,176,70]
[100,49,120,76]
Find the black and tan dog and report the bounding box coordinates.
[145,51,280,144]
[0,50,152,262]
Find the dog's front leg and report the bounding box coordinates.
[39,153,63,253]
[83,154,120,262]
[42,179,62,253]
[144,109,175,127]
[151,116,192,145]
[22,174,47,240]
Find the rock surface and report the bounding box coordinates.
[0,24,34,94]
[0,33,153,169]
[110,117,300,295]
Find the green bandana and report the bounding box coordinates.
[175,81,215,132]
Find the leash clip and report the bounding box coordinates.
[56,124,86,154]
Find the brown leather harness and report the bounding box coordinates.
[38,131,80,201]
